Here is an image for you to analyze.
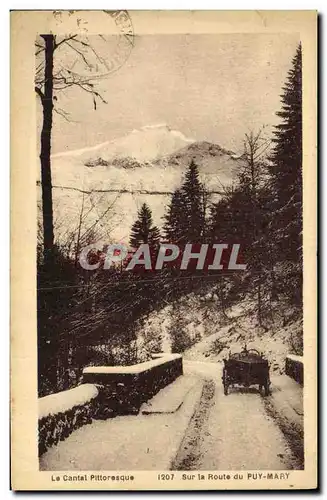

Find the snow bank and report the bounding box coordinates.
[264,374,304,465]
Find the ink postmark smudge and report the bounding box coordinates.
[52,10,134,75]
[102,10,134,74]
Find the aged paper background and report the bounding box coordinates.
[11,10,317,490]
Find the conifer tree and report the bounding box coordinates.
[129,203,161,248]
[270,43,302,262]
[169,302,192,353]
[182,159,205,241]
[148,225,161,249]
[163,189,188,243]
[210,130,271,326]
[163,160,206,243]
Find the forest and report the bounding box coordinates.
[37,42,302,397]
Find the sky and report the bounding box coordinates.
[40,33,300,155]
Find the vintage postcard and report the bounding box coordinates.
[11,10,317,490]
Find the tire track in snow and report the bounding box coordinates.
[172,378,216,470]
[175,361,301,470]
[263,395,304,468]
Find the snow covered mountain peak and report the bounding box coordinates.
[136,123,170,132]
[44,126,241,242]
[52,124,195,163]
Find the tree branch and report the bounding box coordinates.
[53,35,78,51]
[54,107,72,122]
[35,86,44,100]
[65,41,93,68]
[70,37,110,69]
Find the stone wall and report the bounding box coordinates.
[285,354,303,385]
[38,384,99,456]
[82,354,183,415]
[38,354,183,456]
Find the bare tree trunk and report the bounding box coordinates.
[201,184,208,240]
[245,132,264,328]
[257,276,262,326]
[218,278,228,318]
[40,34,55,268]
[74,191,85,267]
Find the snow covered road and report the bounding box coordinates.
[174,361,303,470]
[39,360,303,471]
[39,375,204,471]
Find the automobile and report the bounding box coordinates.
[222,346,271,396]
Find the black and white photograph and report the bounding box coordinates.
[11,10,317,490]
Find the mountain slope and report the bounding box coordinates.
[52,124,194,162]
[136,292,303,374]
[38,125,241,243]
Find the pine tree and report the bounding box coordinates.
[163,160,206,243]
[129,203,161,248]
[169,302,192,353]
[210,186,253,244]
[182,159,205,241]
[148,225,161,249]
[270,43,302,262]
[163,189,188,243]
[210,130,272,326]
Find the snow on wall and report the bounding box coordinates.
[82,353,181,375]
[39,355,183,456]
[285,355,303,385]
[82,353,183,414]
[39,384,99,420]
[38,384,99,457]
